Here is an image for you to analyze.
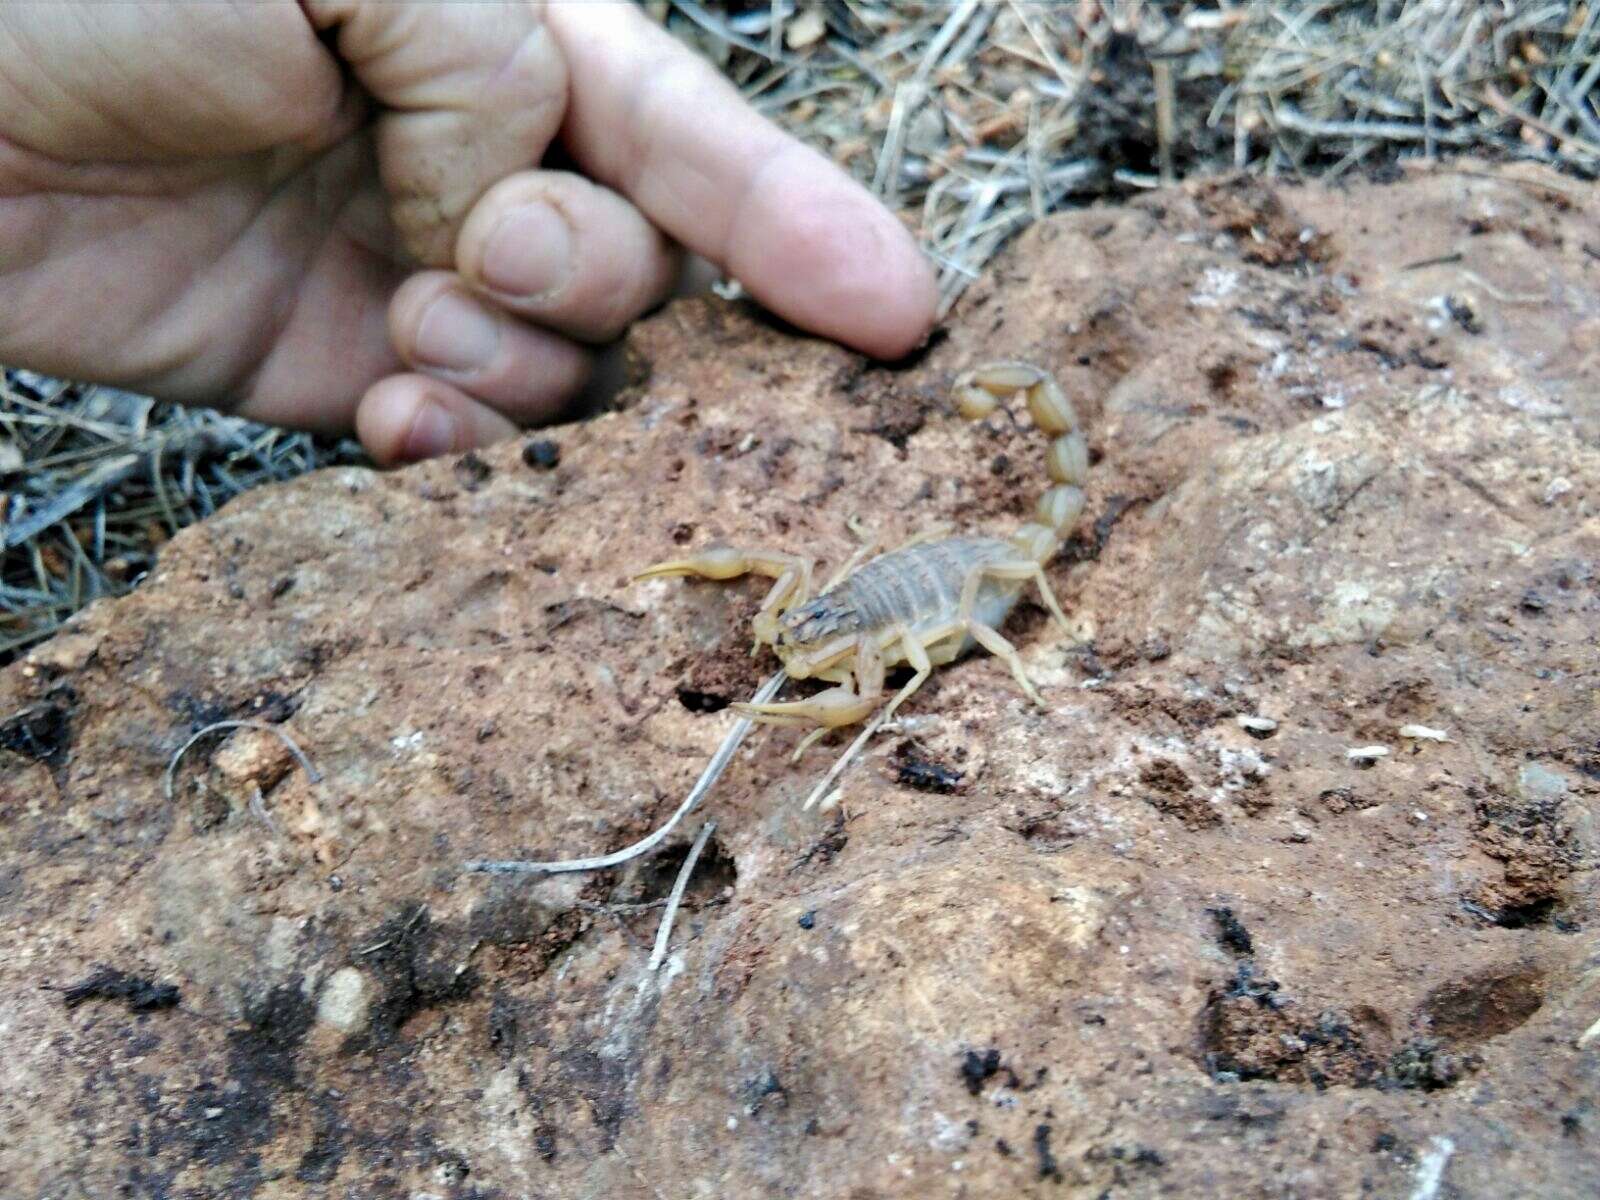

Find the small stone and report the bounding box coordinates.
[317,967,372,1033]
[798,910,816,930]
[1236,714,1278,737]
[452,451,492,491]
[522,439,560,470]
[785,7,826,49]
[1398,724,1449,742]
[211,728,294,793]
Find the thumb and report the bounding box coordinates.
[303,0,568,266]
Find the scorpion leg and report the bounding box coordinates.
[879,622,941,723]
[791,726,831,762]
[965,622,1044,707]
[798,624,952,808]
[889,528,954,553]
[972,559,1074,638]
[822,538,880,592]
[957,563,1055,706]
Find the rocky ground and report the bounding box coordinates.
[1,160,1596,1199]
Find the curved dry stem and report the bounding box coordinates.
[463,669,786,876]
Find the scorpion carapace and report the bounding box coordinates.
[636,362,1089,808]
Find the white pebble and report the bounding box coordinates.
[1543,477,1573,504]
[1346,745,1390,761]
[1398,724,1450,742]
[785,7,827,48]
[316,967,372,1033]
[1236,715,1278,733]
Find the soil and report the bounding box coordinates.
[1,160,1596,1198]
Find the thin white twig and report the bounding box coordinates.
[1408,1137,1456,1200]
[872,79,925,201]
[463,670,786,876]
[163,719,321,802]
[802,705,892,810]
[1274,103,1480,145]
[647,819,717,972]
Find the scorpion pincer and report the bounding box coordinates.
[635,363,1090,808]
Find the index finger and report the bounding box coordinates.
[543,2,937,360]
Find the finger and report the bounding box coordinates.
[0,2,351,160]
[454,170,679,342]
[302,0,567,266]
[355,373,522,467]
[389,270,592,415]
[543,2,937,359]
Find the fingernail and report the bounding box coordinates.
[413,291,501,372]
[402,399,458,461]
[481,202,573,300]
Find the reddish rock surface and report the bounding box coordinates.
[2,161,1596,1198]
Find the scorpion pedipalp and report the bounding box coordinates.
[636,545,814,649]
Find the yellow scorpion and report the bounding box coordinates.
[637,363,1088,808]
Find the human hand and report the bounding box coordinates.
[0,2,937,463]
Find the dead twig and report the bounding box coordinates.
[163,719,322,802]
[463,670,785,876]
[647,818,717,972]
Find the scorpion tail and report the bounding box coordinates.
[953,362,1090,565]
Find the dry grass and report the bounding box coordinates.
[659,0,1596,312]
[0,371,360,661]
[2,0,1595,661]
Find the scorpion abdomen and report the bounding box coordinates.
[781,535,1021,653]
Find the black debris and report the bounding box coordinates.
[59,966,180,1012]
[0,696,73,767]
[453,451,492,490]
[1034,1123,1062,1181]
[522,438,561,470]
[961,1048,1003,1096]
[1208,906,1255,956]
[893,739,964,793]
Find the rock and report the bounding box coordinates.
[1518,762,1570,805]
[316,967,373,1034]
[784,6,826,50]
[210,725,297,793]
[1,162,1596,1198]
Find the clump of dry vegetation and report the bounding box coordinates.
[0,374,360,660]
[3,0,1595,660]
[658,0,1596,310]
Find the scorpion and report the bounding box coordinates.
[635,362,1090,810]
[462,360,1089,951]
